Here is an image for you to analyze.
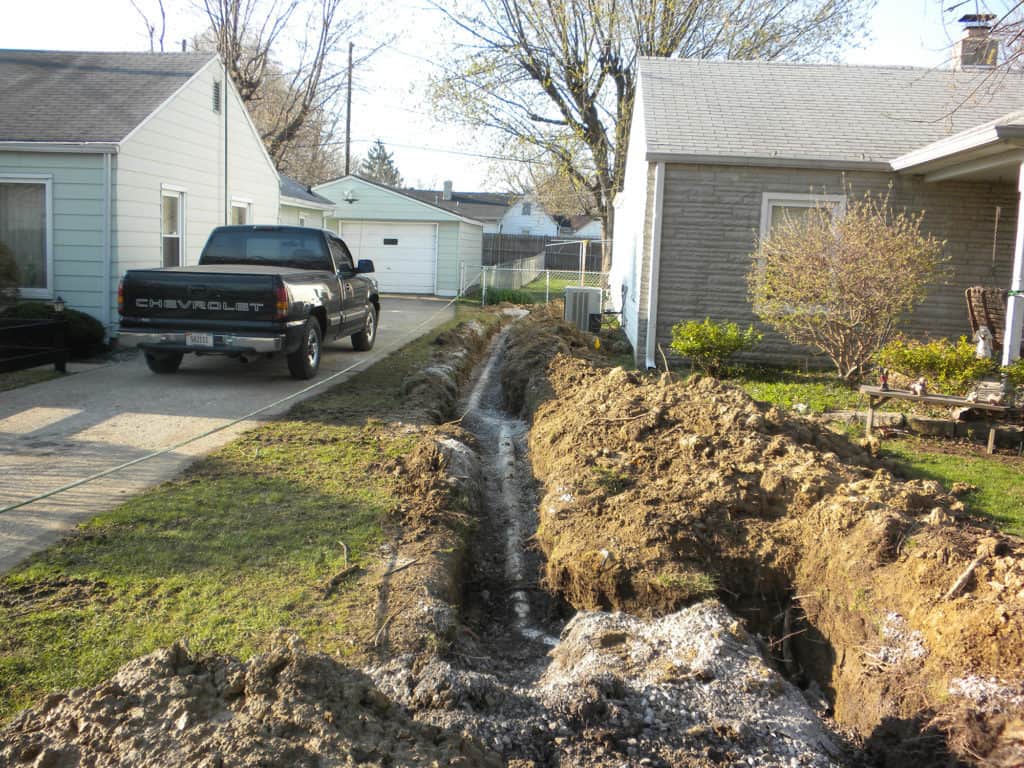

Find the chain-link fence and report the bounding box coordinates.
[459,264,609,306]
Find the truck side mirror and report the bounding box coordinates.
[356,259,375,274]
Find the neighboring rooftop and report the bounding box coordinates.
[0,50,216,143]
[279,174,336,207]
[638,57,1024,167]
[403,188,516,223]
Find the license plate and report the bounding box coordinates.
[186,332,214,348]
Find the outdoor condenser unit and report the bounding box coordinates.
[564,287,603,332]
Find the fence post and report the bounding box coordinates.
[482,266,488,306]
[545,270,550,304]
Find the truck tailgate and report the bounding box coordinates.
[121,269,278,330]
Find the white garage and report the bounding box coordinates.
[339,221,436,294]
[313,175,484,297]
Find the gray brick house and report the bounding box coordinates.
[611,54,1024,369]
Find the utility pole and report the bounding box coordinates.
[345,41,353,176]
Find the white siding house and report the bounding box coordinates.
[0,50,281,337]
[314,175,483,296]
[496,194,560,236]
[278,174,336,229]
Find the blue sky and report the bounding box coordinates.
[0,0,981,189]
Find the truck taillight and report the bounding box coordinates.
[275,283,288,319]
[117,279,124,315]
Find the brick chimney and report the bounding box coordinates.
[954,14,999,69]
[443,180,453,201]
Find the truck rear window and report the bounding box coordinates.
[200,229,332,271]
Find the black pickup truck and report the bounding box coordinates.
[117,225,379,380]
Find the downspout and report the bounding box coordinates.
[103,152,113,339]
[644,162,666,370]
[223,59,229,225]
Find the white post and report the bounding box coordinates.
[482,266,488,306]
[458,262,464,298]
[579,240,586,286]
[1003,163,1024,368]
[546,270,550,303]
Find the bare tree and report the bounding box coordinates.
[198,0,370,167]
[430,0,875,267]
[129,0,167,52]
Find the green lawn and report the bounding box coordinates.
[0,306,496,720]
[727,367,865,414]
[882,440,1024,536]
[483,274,599,306]
[0,368,64,392]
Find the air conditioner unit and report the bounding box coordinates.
[564,287,603,332]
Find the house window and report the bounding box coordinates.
[231,200,252,226]
[162,189,184,267]
[0,177,51,297]
[759,192,845,237]
[521,202,532,215]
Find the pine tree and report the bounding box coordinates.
[359,140,403,187]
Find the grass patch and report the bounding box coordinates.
[883,439,1024,536]
[0,304,498,720]
[0,368,64,392]
[727,367,864,413]
[654,571,718,602]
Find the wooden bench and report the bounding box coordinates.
[858,385,1012,454]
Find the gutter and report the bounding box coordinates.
[0,142,119,154]
[280,195,336,211]
[644,162,666,370]
[645,152,890,173]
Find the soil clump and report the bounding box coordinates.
[502,310,1024,765]
[1,639,501,767]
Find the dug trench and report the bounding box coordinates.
[3,305,1024,767]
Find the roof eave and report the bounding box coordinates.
[644,151,891,172]
[280,195,336,211]
[0,141,119,154]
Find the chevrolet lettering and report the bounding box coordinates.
[118,225,379,380]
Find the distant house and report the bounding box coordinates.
[314,175,483,296]
[278,174,336,229]
[0,50,280,337]
[612,52,1024,368]
[405,183,564,236]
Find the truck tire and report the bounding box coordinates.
[144,351,183,374]
[351,304,377,351]
[288,318,322,380]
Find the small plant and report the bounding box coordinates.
[876,336,998,394]
[654,571,718,602]
[1004,358,1024,389]
[670,317,761,376]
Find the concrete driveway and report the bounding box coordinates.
[0,296,455,573]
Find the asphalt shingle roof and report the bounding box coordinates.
[0,50,216,143]
[279,174,335,206]
[638,58,1024,165]
[403,189,515,223]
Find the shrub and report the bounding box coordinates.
[485,288,535,305]
[0,243,18,311]
[1004,358,1024,389]
[749,191,946,381]
[2,301,105,356]
[876,336,998,394]
[670,317,761,376]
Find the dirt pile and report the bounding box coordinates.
[0,638,500,767]
[504,313,1024,765]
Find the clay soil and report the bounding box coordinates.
[503,307,1024,767]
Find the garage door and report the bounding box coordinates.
[339,221,436,294]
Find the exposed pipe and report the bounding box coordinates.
[644,162,666,369]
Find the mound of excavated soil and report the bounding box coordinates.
[504,314,1024,765]
[0,638,500,767]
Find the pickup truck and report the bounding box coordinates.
[117,225,379,380]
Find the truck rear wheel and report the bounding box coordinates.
[288,318,322,379]
[351,304,377,351]
[144,351,183,374]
